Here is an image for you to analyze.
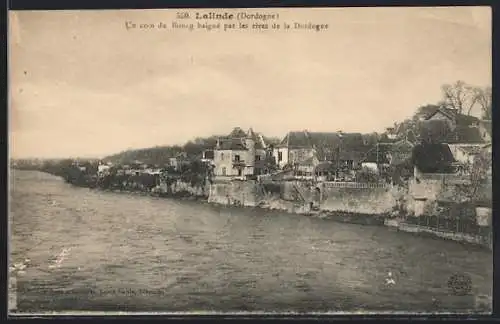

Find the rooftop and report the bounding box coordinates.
[412,143,456,173]
[445,125,485,144]
[279,131,366,150]
[216,127,268,151]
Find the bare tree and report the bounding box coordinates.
[475,86,492,120]
[441,80,478,115]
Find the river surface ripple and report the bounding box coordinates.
[9,170,492,313]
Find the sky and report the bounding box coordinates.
[9,7,491,159]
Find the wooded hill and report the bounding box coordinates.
[103,135,282,166]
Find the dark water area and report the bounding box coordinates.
[9,170,492,313]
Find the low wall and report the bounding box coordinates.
[208,180,402,216]
[281,181,313,202]
[407,177,492,216]
[159,180,209,197]
[397,222,492,250]
[208,180,261,207]
[319,184,399,215]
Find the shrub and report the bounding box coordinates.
[356,167,382,183]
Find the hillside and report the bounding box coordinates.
[103,145,185,166]
[103,134,282,166]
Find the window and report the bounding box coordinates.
[222,167,226,176]
[234,155,240,162]
[237,168,242,176]
[221,152,225,160]
[255,155,261,161]
[278,151,283,162]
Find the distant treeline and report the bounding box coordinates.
[104,135,282,166]
[13,158,214,194]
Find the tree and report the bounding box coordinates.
[355,167,381,183]
[264,153,278,174]
[181,159,210,188]
[440,80,478,115]
[413,104,441,121]
[455,149,492,204]
[475,86,492,120]
[391,118,419,143]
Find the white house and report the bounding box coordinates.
[98,164,111,174]
[272,131,317,170]
[213,127,268,178]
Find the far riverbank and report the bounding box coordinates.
[11,168,492,250]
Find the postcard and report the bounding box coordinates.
[8,6,492,316]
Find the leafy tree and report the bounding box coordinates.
[264,153,278,174]
[181,159,211,188]
[355,167,381,183]
[413,104,441,121]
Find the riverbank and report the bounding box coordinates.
[384,219,492,250]
[21,169,492,250]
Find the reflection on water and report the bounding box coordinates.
[9,170,492,313]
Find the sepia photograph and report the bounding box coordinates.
[8,6,492,315]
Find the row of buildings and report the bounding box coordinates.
[83,105,490,184]
[205,106,491,181]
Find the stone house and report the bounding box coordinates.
[273,131,317,170]
[213,127,269,177]
[422,107,487,144]
[408,143,458,216]
[273,131,369,172]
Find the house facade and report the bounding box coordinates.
[272,131,317,169]
[213,127,268,177]
[420,107,490,173]
[273,131,358,170]
[273,131,377,180]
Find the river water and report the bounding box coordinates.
[9,170,492,314]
